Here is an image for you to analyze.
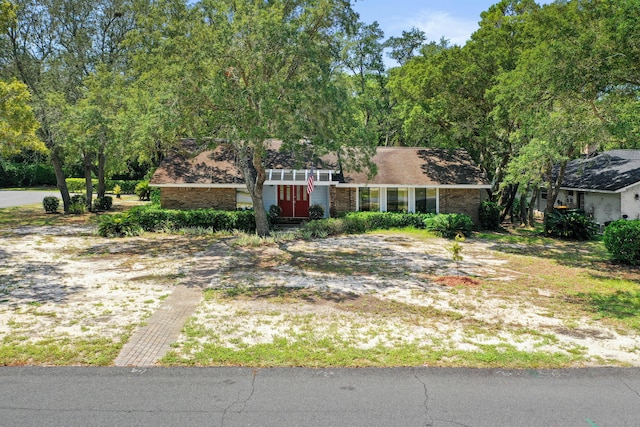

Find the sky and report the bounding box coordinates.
[352,0,551,47]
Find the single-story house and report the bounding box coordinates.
[536,150,640,224]
[150,141,491,224]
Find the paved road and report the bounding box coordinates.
[1,367,639,426]
[0,189,60,208]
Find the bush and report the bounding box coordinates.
[150,187,161,205]
[135,180,151,201]
[69,202,86,215]
[425,213,473,239]
[478,201,501,230]
[309,204,325,220]
[93,196,113,211]
[43,196,60,214]
[603,220,640,265]
[127,206,256,233]
[544,210,597,240]
[98,214,143,238]
[268,205,282,225]
[70,194,87,206]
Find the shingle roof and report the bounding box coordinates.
[151,142,490,187]
[561,150,640,192]
[341,147,489,186]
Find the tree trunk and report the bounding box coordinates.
[83,152,93,211]
[50,147,71,213]
[518,191,527,226]
[499,183,519,223]
[97,149,106,199]
[527,188,538,227]
[238,143,270,237]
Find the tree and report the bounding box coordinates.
[132,0,376,236]
[2,0,136,211]
[384,27,426,66]
[0,78,43,157]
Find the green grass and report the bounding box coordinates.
[0,334,126,366]
[161,337,580,368]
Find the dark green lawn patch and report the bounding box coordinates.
[0,335,125,366]
[574,290,640,331]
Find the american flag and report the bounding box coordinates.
[307,169,315,194]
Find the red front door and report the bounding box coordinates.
[278,185,310,218]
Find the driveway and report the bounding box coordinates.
[0,190,60,209]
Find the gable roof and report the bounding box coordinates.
[150,142,490,187]
[561,150,640,192]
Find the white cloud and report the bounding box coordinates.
[406,10,479,46]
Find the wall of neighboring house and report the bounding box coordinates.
[583,191,621,225]
[439,188,481,225]
[160,187,236,210]
[621,183,640,221]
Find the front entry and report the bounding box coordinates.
[278,185,310,218]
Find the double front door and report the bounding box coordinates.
[278,185,309,218]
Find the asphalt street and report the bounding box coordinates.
[1,367,639,426]
[0,189,60,209]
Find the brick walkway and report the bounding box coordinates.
[114,285,202,367]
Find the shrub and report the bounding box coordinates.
[126,206,256,233]
[425,213,473,239]
[150,187,161,205]
[309,204,325,220]
[66,178,88,193]
[113,184,122,198]
[98,214,143,238]
[93,196,113,211]
[478,201,501,230]
[134,181,151,201]
[544,210,597,240]
[268,205,282,225]
[43,196,60,214]
[603,220,640,265]
[70,194,87,206]
[69,202,86,215]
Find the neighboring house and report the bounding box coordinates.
[536,150,640,225]
[150,140,491,224]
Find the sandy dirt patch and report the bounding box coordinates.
[1,225,639,366]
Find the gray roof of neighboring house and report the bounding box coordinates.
[151,141,490,187]
[561,150,640,192]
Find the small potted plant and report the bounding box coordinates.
[113,184,122,199]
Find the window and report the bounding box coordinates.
[236,189,253,210]
[359,187,380,212]
[387,187,408,212]
[415,188,437,213]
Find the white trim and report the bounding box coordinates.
[559,186,617,194]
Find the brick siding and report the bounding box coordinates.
[333,187,357,215]
[160,187,236,210]
[439,188,481,226]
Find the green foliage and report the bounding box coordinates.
[127,206,256,233]
[97,213,143,238]
[150,187,161,205]
[70,194,87,206]
[134,180,151,201]
[268,205,282,225]
[425,214,473,239]
[300,211,437,238]
[0,79,43,157]
[42,196,59,214]
[93,196,113,212]
[603,220,640,265]
[447,234,465,263]
[308,204,325,220]
[69,202,86,215]
[0,159,56,187]
[478,201,501,230]
[65,178,138,194]
[544,210,597,241]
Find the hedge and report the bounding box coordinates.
[65,178,139,194]
[125,206,256,233]
[603,220,640,265]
